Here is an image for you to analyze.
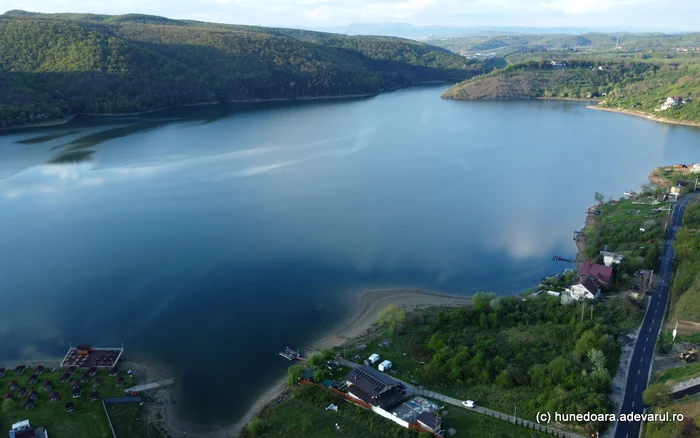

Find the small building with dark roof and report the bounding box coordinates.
[28,390,39,400]
[17,387,27,397]
[34,365,44,375]
[24,399,34,410]
[90,391,99,401]
[416,411,443,433]
[65,402,75,412]
[44,381,53,391]
[60,373,70,383]
[28,375,38,385]
[71,380,81,390]
[92,377,102,388]
[116,377,125,387]
[15,365,25,375]
[109,366,119,376]
[49,391,60,402]
[72,388,81,398]
[344,366,405,410]
[88,366,97,376]
[9,380,19,391]
[67,366,76,374]
[80,373,89,383]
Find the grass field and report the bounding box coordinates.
[642,393,700,438]
[0,367,138,438]
[108,403,144,438]
[246,384,419,438]
[440,407,537,438]
[655,361,700,385]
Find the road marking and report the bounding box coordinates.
[635,384,638,392]
[632,402,635,408]
[638,370,641,375]
[652,319,655,323]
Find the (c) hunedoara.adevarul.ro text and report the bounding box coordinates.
[536,411,685,423]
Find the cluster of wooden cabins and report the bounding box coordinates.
[1,363,125,413]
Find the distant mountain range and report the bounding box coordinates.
[296,23,688,39]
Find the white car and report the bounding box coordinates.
[461,400,475,408]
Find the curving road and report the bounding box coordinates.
[614,195,694,438]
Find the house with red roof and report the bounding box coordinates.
[579,261,613,286]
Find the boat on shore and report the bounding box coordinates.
[279,347,300,361]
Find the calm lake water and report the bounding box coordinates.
[1,85,699,425]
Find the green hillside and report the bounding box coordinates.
[442,60,657,100]
[0,11,485,128]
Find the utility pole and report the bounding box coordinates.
[581,303,585,323]
[650,270,654,289]
[673,321,678,342]
[590,306,593,320]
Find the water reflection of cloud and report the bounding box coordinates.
[1,128,377,200]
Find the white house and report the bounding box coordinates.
[600,251,624,267]
[691,164,700,173]
[563,276,601,301]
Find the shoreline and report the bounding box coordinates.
[587,104,700,128]
[230,288,472,437]
[0,81,451,132]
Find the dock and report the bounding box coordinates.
[279,347,300,361]
[123,379,174,394]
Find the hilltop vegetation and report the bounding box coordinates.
[0,10,485,127]
[442,60,656,100]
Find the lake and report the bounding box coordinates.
[0,85,698,426]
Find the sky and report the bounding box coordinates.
[2,0,699,31]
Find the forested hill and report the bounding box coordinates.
[0,11,486,128]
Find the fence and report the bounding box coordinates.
[102,396,142,438]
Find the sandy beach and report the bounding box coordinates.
[587,105,700,128]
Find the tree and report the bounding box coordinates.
[473,291,496,311]
[594,191,605,205]
[642,383,670,407]
[588,349,606,373]
[1,398,13,414]
[247,418,265,437]
[379,304,407,333]
[287,364,304,385]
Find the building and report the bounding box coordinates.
[15,366,25,375]
[661,96,683,110]
[65,402,75,413]
[600,251,624,267]
[33,366,44,375]
[49,392,59,402]
[116,377,125,387]
[345,366,405,410]
[28,375,38,385]
[8,381,19,391]
[28,391,38,401]
[60,373,70,383]
[7,420,47,438]
[43,381,52,391]
[416,411,443,434]
[551,61,567,67]
[17,387,27,397]
[88,367,97,376]
[90,391,99,401]
[691,164,700,173]
[564,276,602,301]
[72,388,81,399]
[579,261,613,286]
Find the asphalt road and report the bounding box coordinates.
[615,195,694,438]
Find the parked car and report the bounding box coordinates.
[462,400,475,408]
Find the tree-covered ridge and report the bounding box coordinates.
[0,11,484,128]
[442,60,659,100]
